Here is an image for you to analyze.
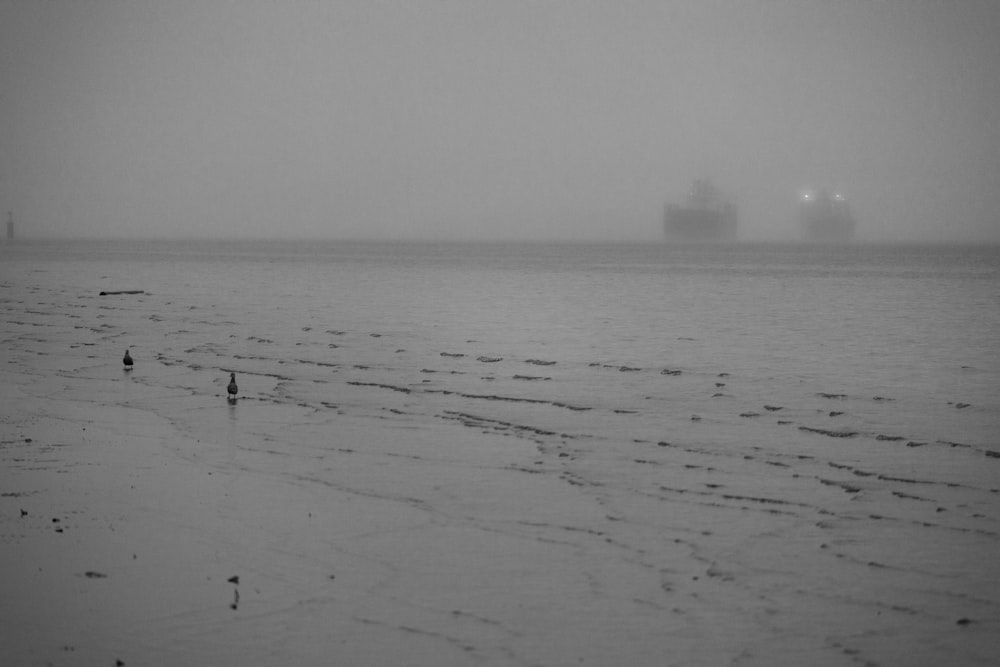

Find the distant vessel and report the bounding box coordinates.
[664,179,737,241]
[799,189,855,242]
[5,211,12,240]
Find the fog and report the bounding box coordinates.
[2,0,998,242]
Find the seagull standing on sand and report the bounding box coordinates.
[227,372,238,400]
[123,349,134,370]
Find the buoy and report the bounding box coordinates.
[227,372,238,400]
[123,349,134,370]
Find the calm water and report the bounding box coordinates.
[4,239,999,412]
[3,238,998,456]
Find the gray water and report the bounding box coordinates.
[5,239,997,428]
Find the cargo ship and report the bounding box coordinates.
[664,179,737,241]
[798,189,856,242]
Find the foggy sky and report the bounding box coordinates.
[2,0,999,242]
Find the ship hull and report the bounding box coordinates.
[801,213,855,242]
[799,205,856,243]
[664,205,737,242]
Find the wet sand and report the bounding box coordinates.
[2,252,999,665]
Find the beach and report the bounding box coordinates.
[2,240,999,665]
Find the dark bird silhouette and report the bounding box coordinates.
[123,349,134,370]
[227,372,238,400]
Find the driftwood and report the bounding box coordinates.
[99,290,145,296]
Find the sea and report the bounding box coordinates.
[4,239,998,431]
[2,238,1000,664]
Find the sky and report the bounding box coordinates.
[2,0,999,242]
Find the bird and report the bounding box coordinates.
[123,349,134,370]
[227,372,238,400]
